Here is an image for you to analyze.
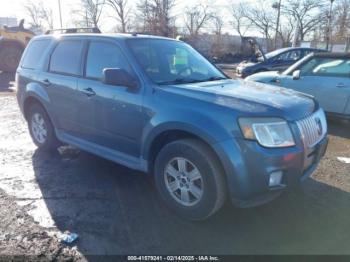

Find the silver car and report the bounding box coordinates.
[246,53,350,119]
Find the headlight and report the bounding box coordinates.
[239,118,295,148]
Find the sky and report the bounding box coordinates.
[0,0,258,34]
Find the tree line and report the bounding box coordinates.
[24,0,350,50]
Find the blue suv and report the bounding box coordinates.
[16,32,328,220]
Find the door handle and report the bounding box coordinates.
[336,83,346,88]
[81,87,96,97]
[41,79,51,86]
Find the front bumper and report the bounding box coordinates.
[213,135,328,208]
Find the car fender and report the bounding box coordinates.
[141,109,233,161]
[142,116,248,200]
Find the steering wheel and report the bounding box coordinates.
[177,66,193,76]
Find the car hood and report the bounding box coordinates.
[163,79,316,121]
[245,71,280,82]
[237,61,259,69]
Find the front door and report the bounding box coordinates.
[281,56,350,114]
[76,40,143,157]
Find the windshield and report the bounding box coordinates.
[126,39,227,85]
[265,48,287,59]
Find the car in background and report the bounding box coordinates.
[236,47,327,78]
[246,52,350,119]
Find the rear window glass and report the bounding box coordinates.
[49,40,83,76]
[21,39,51,69]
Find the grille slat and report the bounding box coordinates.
[296,109,327,148]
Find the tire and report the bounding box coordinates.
[154,139,227,220]
[27,104,59,151]
[0,45,23,72]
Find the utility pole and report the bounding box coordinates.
[58,0,63,28]
[326,0,335,51]
[273,0,282,50]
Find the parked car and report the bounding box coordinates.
[246,52,350,119]
[236,47,327,78]
[16,31,328,220]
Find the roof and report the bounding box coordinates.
[33,33,177,42]
[277,47,324,51]
[311,52,350,58]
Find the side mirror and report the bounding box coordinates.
[102,68,138,89]
[292,70,301,80]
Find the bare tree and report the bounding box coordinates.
[77,0,106,29]
[24,0,54,32]
[40,5,54,30]
[107,0,131,32]
[278,16,295,47]
[332,0,350,40]
[137,0,176,36]
[229,3,251,41]
[183,4,212,36]
[244,0,276,50]
[211,12,224,35]
[282,0,326,42]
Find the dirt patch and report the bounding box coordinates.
[0,189,84,260]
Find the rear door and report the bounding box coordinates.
[40,39,84,136]
[76,40,143,157]
[281,57,350,114]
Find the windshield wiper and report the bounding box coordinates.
[158,76,227,85]
[203,76,227,82]
[158,78,202,85]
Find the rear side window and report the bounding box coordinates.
[85,41,132,79]
[21,39,51,69]
[49,40,83,76]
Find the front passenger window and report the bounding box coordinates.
[300,58,350,77]
[85,42,132,80]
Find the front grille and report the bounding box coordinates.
[296,109,327,148]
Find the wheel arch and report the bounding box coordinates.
[144,126,226,178]
[23,95,51,122]
[23,96,43,120]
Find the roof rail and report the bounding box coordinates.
[45,27,101,34]
[125,31,154,36]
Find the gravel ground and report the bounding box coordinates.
[0,75,350,258]
[0,189,84,261]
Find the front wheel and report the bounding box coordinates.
[27,104,59,151]
[154,139,227,220]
